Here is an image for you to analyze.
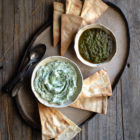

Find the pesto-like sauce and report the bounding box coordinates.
[79,28,114,63]
[34,61,77,105]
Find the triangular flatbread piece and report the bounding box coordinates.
[81,0,109,24]
[56,118,81,140]
[82,69,112,97]
[66,0,82,16]
[61,14,83,56]
[70,69,111,114]
[53,2,64,47]
[70,96,108,114]
[38,103,81,140]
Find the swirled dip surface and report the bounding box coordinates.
[34,60,77,104]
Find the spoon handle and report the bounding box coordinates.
[2,73,24,93]
[2,62,33,94]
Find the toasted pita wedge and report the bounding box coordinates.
[66,0,82,16]
[70,69,111,114]
[56,118,81,140]
[81,0,109,24]
[53,2,64,47]
[70,96,108,114]
[61,14,83,56]
[38,103,81,140]
[82,69,112,97]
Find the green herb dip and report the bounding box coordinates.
[34,60,77,105]
[79,28,114,63]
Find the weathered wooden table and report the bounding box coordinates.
[0,0,139,140]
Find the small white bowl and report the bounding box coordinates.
[74,24,117,67]
[31,56,83,108]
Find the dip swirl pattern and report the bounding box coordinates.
[34,61,77,104]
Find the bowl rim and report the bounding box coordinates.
[31,56,83,108]
[74,23,117,67]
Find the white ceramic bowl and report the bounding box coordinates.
[31,56,83,108]
[74,24,117,67]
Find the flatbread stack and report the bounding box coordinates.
[38,103,81,140]
[53,0,109,55]
[70,69,112,114]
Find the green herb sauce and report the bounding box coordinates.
[34,61,77,105]
[79,28,114,63]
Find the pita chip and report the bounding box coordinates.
[56,118,81,140]
[61,14,83,56]
[81,0,109,24]
[53,2,64,47]
[70,69,112,114]
[82,69,112,97]
[66,0,82,16]
[38,103,81,140]
[70,96,108,114]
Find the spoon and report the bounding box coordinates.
[2,44,46,94]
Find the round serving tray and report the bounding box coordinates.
[13,1,130,129]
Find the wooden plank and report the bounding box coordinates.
[116,81,124,140]
[0,0,2,68]
[6,0,25,138]
[0,0,15,140]
[112,0,140,139]
[0,130,1,140]
[0,0,33,140]
[11,0,33,140]
[121,4,140,139]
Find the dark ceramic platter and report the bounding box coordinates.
[12,1,130,129]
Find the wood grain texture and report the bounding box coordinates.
[0,0,139,140]
[0,130,1,140]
